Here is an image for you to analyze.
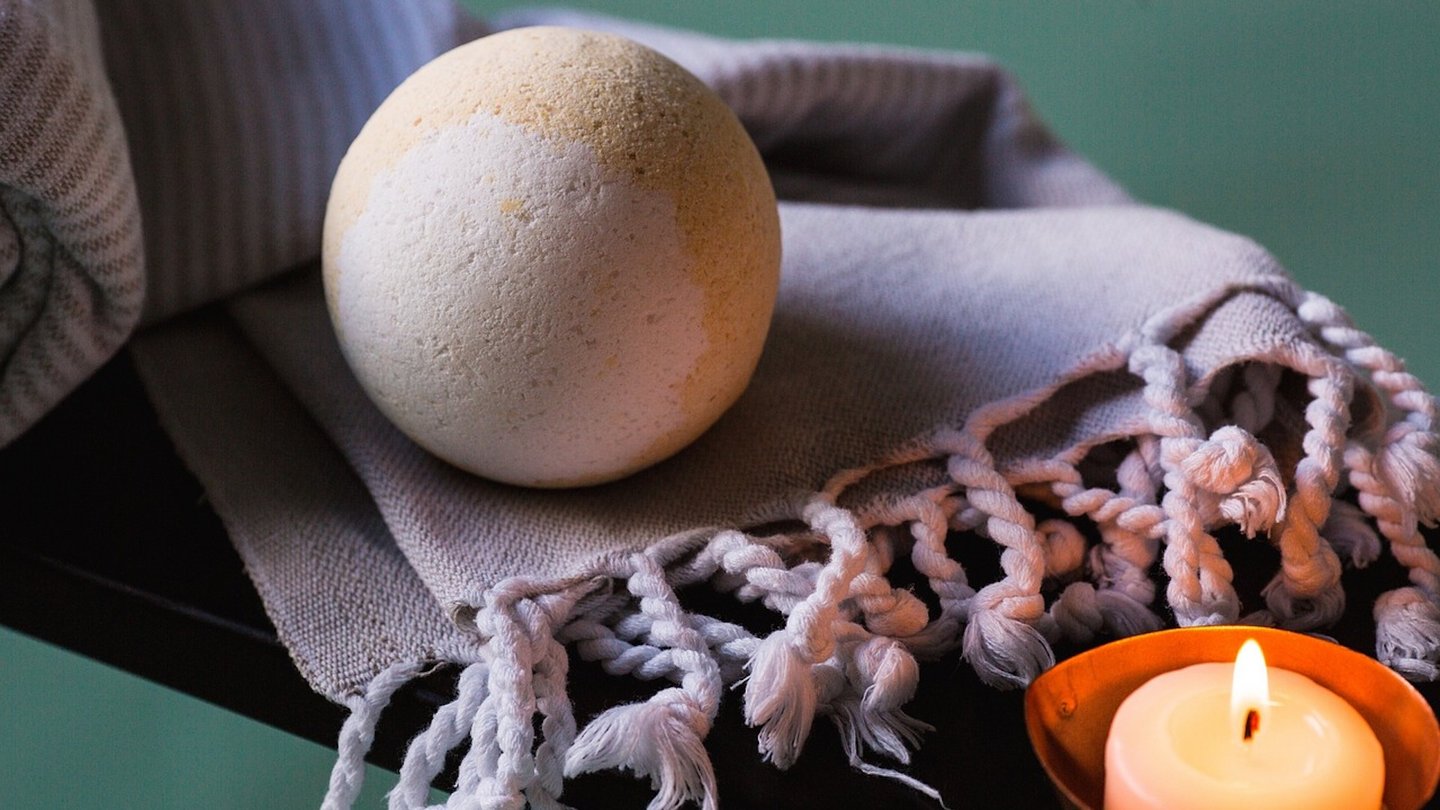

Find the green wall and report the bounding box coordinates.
[4,3,1436,807]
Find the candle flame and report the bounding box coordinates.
[1230,638,1269,744]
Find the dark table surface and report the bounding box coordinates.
[3,351,1437,809]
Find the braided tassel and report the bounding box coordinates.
[935,431,1053,689]
[566,552,723,810]
[1263,357,1351,630]
[1298,290,1440,679]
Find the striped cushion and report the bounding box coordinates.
[95,0,482,323]
[0,0,144,444]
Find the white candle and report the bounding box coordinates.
[1104,639,1384,809]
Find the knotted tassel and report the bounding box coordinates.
[938,431,1054,688]
[1374,588,1440,681]
[566,687,718,810]
[1049,581,1164,645]
[822,676,931,764]
[1049,581,1103,643]
[743,497,870,767]
[814,658,942,803]
[848,636,920,713]
[567,552,722,809]
[1037,518,1088,581]
[1377,421,1440,530]
[1177,425,1288,536]
[961,587,1054,689]
[1320,496,1382,568]
[743,629,820,768]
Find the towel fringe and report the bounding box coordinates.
[1045,443,1166,643]
[741,496,871,767]
[566,691,718,810]
[937,431,1054,688]
[565,552,722,810]
[470,595,539,809]
[321,661,430,810]
[389,661,490,809]
[815,660,948,805]
[1374,588,1440,681]
[1295,289,1440,674]
[1249,348,1347,629]
[1132,343,1247,626]
[1320,499,1383,568]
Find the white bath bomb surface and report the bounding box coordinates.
[323,27,780,488]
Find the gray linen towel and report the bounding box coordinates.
[5,2,1439,808]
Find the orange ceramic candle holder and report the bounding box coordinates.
[1024,626,1440,810]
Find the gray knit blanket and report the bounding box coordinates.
[5,2,1439,808]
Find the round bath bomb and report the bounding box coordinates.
[323,27,781,488]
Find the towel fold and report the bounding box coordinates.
[0,0,143,444]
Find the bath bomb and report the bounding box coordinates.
[323,27,781,488]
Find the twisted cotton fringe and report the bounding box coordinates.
[324,285,1440,809]
[1296,291,1440,677]
[322,660,431,810]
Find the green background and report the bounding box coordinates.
[3,2,1437,807]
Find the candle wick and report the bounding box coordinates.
[1242,708,1260,742]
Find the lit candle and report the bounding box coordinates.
[1104,638,1384,809]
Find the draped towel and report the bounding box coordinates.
[0,0,143,444]
[5,2,1439,808]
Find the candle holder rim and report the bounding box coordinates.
[1023,626,1440,810]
